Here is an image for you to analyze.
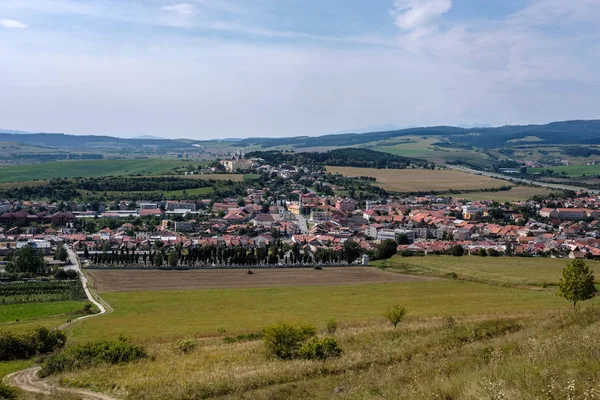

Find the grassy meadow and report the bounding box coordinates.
[54,307,600,400]
[326,166,508,192]
[373,255,600,287]
[0,301,91,334]
[0,159,190,183]
[69,280,569,344]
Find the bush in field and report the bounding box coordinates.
[40,338,148,377]
[54,269,79,280]
[0,382,17,400]
[298,337,342,361]
[325,318,338,334]
[0,327,66,361]
[558,259,597,310]
[174,339,197,355]
[384,305,407,328]
[262,322,316,360]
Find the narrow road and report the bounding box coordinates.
[445,164,600,194]
[5,248,116,400]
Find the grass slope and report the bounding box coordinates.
[71,281,566,343]
[373,255,600,287]
[56,308,600,400]
[0,159,189,183]
[530,164,600,178]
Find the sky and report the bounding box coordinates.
[0,0,599,139]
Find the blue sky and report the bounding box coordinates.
[0,0,599,139]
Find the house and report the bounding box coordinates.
[539,208,558,218]
[335,198,357,212]
[174,221,194,233]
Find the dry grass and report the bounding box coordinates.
[453,185,554,202]
[53,307,600,400]
[326,166,508,192]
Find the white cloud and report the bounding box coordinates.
[0,18,27,28]
[163,3,196,17]
[390,0,452,31]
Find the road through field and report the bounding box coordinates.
[5,249,116,400]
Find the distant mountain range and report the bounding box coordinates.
[1,119,600,151]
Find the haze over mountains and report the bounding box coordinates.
[1,119,599,151]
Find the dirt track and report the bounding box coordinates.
[88,267,438,293]
[6,365,116,400]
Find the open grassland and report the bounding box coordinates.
[54,307,600,400]
[153,173,247,181]
[86,267,436,292]
[453,185,554,202]
[326,166,508,192]
[71,280,566,343]
[0,159,190,183]
[530,164,600,178]
[373,255,600,287]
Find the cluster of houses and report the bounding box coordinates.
[4,186,600,261]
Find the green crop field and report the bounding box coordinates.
[70,281,567,343]
[0,300,90,332]
[530,164,600,178]
[373,256,600,287]
[0,159,191,183]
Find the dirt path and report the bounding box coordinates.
[5,367,115,400]
[5,249,116,400]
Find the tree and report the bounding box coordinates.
[449,245,464,257]
[6,245,48,276]
[54,243,68,262]
[384,305,407,328]
[375,239,398,260]
[478,248,488,257]
[396,233,410,245]
[168,250,179,268]
[557,259,597,310]
[343,239,362,264]
[153,251,164,267]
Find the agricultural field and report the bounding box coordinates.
[73,276,566,343]
[373,255,600,287]
[453,185,554,202]
[369,137,498,169]
[0,281,87,304]
[326,166,508,193]
[0,159,191,183]
[86,267,437,292]
[530,164,600,178]
[0,300,91,334]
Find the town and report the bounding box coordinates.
[2,152,600,274]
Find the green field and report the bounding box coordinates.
[0,301,90,332]
[0,159,191,183]
[373,256,600,287]
[530,164,600,178]
[70,281,567,343]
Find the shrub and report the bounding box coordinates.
[83,302,93,314]
[40,338,148,376]
[298,337,342,360]
[0,327,66,361]
[384,305,407,328]
[262,322,316,360]
[223,332,262,344]
[0,382,17,400]
[325,318,338,334]
[174,339,197,355]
